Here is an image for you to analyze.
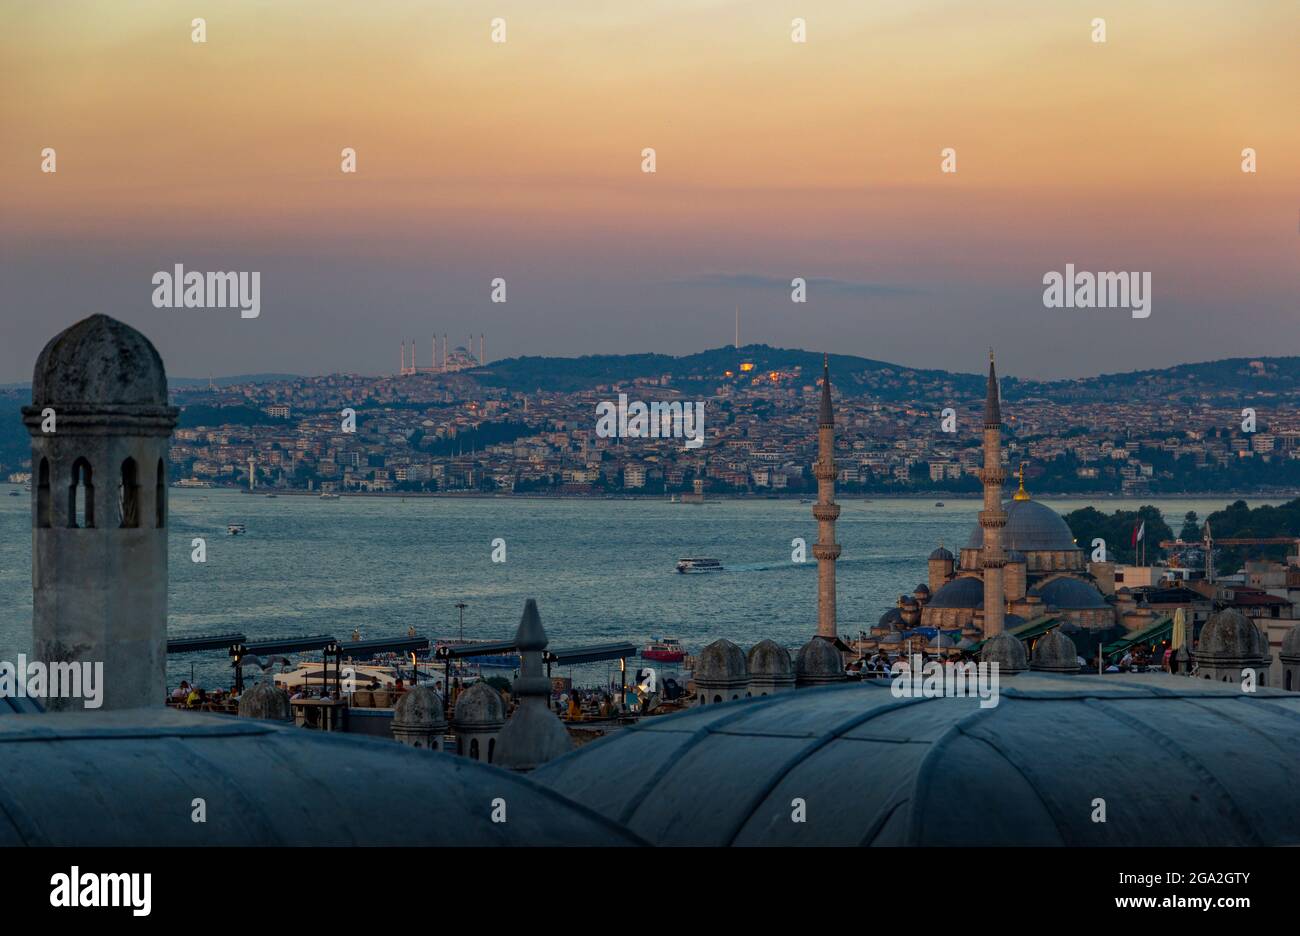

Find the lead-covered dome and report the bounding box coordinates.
[452,681,505,728]
[393,684,447,729]
[696,639,748,681]
[928,576,984,609]
[1197,609,1268,659]
[32,314,169,407]
[965,499,1077,552]
[1030,577,1110,610]
[747,639,793,677]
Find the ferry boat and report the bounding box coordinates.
[319,492,341,500]
[676,557,723,574]
[935,501,945,507]
[227,523,246,536]
[642,637,685,663]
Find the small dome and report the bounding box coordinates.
[392,685,447,729]
[746,639,793,677]
[1030,577,1110,610]
[1281,623,1300,660]
[1030,629,1079,674]
[980,632,1027,674]
[452,682,505,728]
[900,595,919,608]
[237,680,290,721]
[1197,609,1268,659]
[33,314,169,407]
[929,576,984,609]
[879,608,903,629]
[929,546,954,561]
[795,637,844,680]
[914,583,931,596]
[696,639,747,681]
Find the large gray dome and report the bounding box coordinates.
[1197,609,1268,659]
[965,499,1078,552]
[697,639,747,681]
[928,576,984,609]
[0,708,640,846]
[32,314,169,407]
[452,681,505,728]
[532,675,1300,846]
[1030,577,1110,610]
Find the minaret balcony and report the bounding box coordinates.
[812,544,842,561]
[812,504,841,522]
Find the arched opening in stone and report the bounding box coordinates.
[37,458,51,528]
[68,458,94,528]
[1286,670,1292,691]
[487,738,495,763]
[712,694,721,704]
[470,738,480,760]
[155,458,166,528]
[118,457,140,528]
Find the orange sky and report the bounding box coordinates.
[0,1,1296,380]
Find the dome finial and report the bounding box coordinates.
[1013,461,1030,501]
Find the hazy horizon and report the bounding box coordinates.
[2,1,1296,384]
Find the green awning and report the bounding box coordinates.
[967,616,1059,654]
[1102,615,1173,657]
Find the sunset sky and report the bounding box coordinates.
[1,0,1296,382]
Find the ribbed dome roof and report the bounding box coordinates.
[795,637,844,679]
[532,675,1300,846]
[928,576,984,609]
[696,639,747,681]
[1030,629,1079,674]
[1197,609,1268,659]
[929,545,954,561]
[1030,577,1110,610]
[746,639,793,677]
[965,499,1078,552]
[32,314,169,406]
[237,680,290,721]
[980,632,1027,673]
[1282,624,1300,659]
[452,681,505,728]
[392,685,447,728]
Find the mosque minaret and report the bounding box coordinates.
[979,351,1008,637]
[812,355,841,640]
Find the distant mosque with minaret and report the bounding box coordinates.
[870,352,1117,653]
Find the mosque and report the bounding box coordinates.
[870,355,1117,657]
[3,314,1300,849]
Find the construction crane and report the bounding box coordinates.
[1158,521,1300,582]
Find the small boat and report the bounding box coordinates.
[7,491,19,497]
[676,557,723,574]
[319,493,340,500]
[642,637,686,663]
[799,498,813,504]
[934,502,944,507]
[265,494,277,498]
[227,523,246,535]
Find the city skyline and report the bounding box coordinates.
[2,1,1297,384]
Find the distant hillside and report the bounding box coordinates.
[475,346,1300,403]
[474,344,983,400]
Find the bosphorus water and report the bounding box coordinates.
[0,487,1277,690]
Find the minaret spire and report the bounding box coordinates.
[812,354,841,640]
[979,350,1008,636]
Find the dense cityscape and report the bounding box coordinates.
[7,344,1298,499]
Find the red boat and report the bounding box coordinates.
[642,638,685,663]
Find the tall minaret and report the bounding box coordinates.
[400,340,406,374]
[979,350,1008,636]
[812,355,841,640]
